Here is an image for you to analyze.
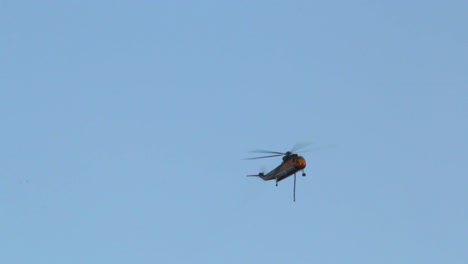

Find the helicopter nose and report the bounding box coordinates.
[295,159,306,169]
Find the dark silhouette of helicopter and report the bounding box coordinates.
[246,143,311,202]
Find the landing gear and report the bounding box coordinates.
[302,170,306,177]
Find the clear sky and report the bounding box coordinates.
[1,1,467,263]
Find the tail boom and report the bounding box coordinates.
[246,172,268,180]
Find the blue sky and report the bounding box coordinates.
[1,1,467,263]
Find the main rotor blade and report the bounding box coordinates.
[245,154,283,160]
[291,142,315,153]
[299,144,336,153]
[249,149,286,155]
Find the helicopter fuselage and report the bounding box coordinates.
[258,155,306,183]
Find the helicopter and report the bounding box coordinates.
[246,144,310,202]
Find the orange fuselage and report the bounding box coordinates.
[261,156,306,182]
